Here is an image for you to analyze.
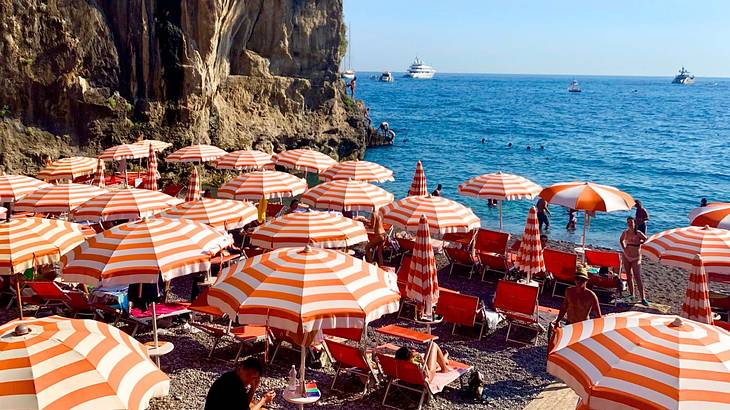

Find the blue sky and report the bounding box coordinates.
[343,0,730,77]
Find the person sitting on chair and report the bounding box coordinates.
[205,357,275,410]
[395,343,452,375]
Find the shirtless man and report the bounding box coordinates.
[536,198,551,231]
[553,266,601,327]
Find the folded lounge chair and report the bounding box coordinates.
[474,229,510,281]
[493,279,542,345]
[376,352,472,410]
[544,248,578,297]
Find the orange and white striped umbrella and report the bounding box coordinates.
[144,144,159,191]
[380,195,480,236]
[319,160,394,183]
[548,311,730,410]
[158,198,258,231]
[70,188,180,222]
[0,174,50,203]
[689,203,730,230]
[207,246,400,334]
[62,218,232,287]
[134,139,172,152]
[166,144,227,163]
[458,171,542,200]
[642,225,730,283]
[91,159,105,188]
[250,212,368,249]
[515,207,546,281]
[98,143,150,161]
[218,171,307,201]
[273,149,337,173]
[185,167,201,202]
[0,217,85,274]
[37,157,98,181]
[539,181,635,212]
[300,179,394,212]
[408,160,428,196]
[0,316,169,410]
[215,150,274,171]
[406,215,439,318]
[682,255,713,324]
[14,183,107,214]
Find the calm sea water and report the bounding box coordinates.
[360,73,730,248]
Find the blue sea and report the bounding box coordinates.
[359,73,730,248]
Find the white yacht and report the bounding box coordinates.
[379,71,394,82]
[405,57,436,79]
[672,67,695,85]
[568,79,581,93]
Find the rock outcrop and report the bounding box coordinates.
[0,0,369,174]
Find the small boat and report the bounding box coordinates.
[568,79,581,93]
[672,67,695,85]
[340,25,355,80]
[379,71,394,82]
[405,57,436,79]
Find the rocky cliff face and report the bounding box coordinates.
[0,0,369,175]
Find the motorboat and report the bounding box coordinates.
[341,70,355,81]
[568,79,581,93]
[379,71,394,82]
[672,67,695,85]
[405,57,436,79]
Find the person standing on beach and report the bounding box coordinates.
[365,211,386,266]
[205,358,275,410]
[634,200,649,234]
[620,216,649,306]
[536,198,551,231]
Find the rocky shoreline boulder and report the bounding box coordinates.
[0,0,370,174]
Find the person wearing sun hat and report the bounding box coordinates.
[553,264,602,327]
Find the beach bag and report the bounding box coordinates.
[466,370,487,400]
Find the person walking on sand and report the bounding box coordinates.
[620,216,649,306]
[634,200,649,234]
[536,197,551,231]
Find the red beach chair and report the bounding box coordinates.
[325,338,380,393]
[443,231,477,277]
[265,203,285,219]
[396,255,456,319]
[584,249,624,305]
[376,352,472,410]
[161,183,184,198]
[64,291,96,319]
[474,228,510,280]
[26,281,69,316]
[544,248,578,297]
[129,302,191,336]
[435,290,488,339]
[493,279,542,345]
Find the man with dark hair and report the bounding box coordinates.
[536,197,551,231]
[634,200,649,234]
[553,266,601,326]
[205,357,275,410]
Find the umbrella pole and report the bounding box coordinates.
[16,273,23,320]
[299,344,306,396]
[581,212,590,262]
[152,301,159,349]
[499,200,503,230]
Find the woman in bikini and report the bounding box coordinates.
[395,343,452,376]
[619,216,648,306]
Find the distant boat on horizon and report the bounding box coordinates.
[672,67,695,85]
[568,79,581,93]
[405,57,436,79]
[379,71,394,82]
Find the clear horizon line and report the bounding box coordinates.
[350,69,730,79]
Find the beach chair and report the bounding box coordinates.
[376,352,472,410]
[584,249,623,305]
[396,237,415,255]
[323,327,365,343]
[265,203,285,219]
[396,255,456,319]
[26,281,69,316]
[324,338,380,393]
[443,231,477,277]
[161,183,184,198]
[128,302,191,336]
[714,320,730,332]
[544,248,578,297]
[64,291,97,318]
[493,279,541,345]
[435,291,488,339]
[474,229,510,281]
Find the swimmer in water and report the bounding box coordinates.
[540,145,544,150]
[527,146,531,150]
[481,138,485,143]
[507,143,512,148]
